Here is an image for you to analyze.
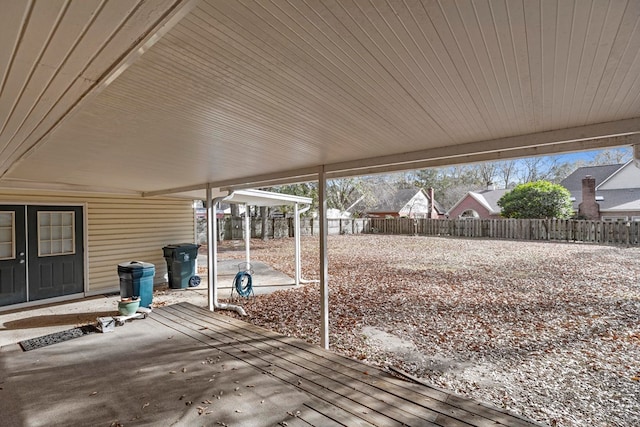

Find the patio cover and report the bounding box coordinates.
[2,0,640,348]
[205,190,312,314]
[0,0,639,199]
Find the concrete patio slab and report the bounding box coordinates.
[0,310,312,427]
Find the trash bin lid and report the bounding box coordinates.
[163,243,199,250]
[118,261,155,271]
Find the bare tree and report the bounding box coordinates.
[475,162,498,188]
[496,160,518,188]
[517,157,551,183]
[591,147,632,165]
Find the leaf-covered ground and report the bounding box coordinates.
[214,235,640,426]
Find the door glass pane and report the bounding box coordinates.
[0,212,14,260]
[0,243,12,259]
[0,213,13,227]
[40,241,51,256]
[38,211,75,257]
[0,228,12,242]
[51,240,62,254]
[52,226,62,240]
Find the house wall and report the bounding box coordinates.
[399,192,430,218]
[0,190,195,296]
[448,196,496,219]
[599,163,640,190]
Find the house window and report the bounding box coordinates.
[0,212,15,260]
[38,211,75,257]
[460,209,479,219]
[632,216,640,222]
[601,216,628,223]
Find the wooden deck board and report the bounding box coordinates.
[166,304,482,426]
[153,303,542,427]
[163,305,444,426]
[168,303,530,427]
[155,306,405,426]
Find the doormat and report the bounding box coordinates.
[19,325,99,352]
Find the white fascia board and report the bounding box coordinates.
[223,189,312,207]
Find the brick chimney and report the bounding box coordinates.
[428,187,439,219]
[578,175,600,220]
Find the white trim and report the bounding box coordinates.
[222,189,312,207]
[0,211,16,260]
[319,165,329,350]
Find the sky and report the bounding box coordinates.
[537,147,631,165]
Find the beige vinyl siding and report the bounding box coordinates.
[0,190,195,295]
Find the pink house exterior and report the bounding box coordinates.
[447,189,509,219]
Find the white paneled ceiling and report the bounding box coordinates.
[1,0,639,197]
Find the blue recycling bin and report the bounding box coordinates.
[118,261,155,308]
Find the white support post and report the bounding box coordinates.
[319,165,329,349]
[244,203,250,269]
[294,202,300,286]
[206,186,214,311]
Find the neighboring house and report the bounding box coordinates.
[447,188,509,219]
[365,188,445,219]
[560,161,640,222]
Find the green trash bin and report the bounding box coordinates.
[162,243,201,289]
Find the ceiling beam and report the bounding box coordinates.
[325,118,640,175]
[0,178,141,195]
[328,134,640,179]
[143,119,639,197]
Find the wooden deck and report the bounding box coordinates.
[154,303,542,427]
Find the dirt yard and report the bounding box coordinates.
[214,235,640,427]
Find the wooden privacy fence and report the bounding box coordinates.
[210,217,639,246]
[367,218,640,246]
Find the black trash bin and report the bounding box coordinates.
[162,243,201,289]
[118,261,155,308]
